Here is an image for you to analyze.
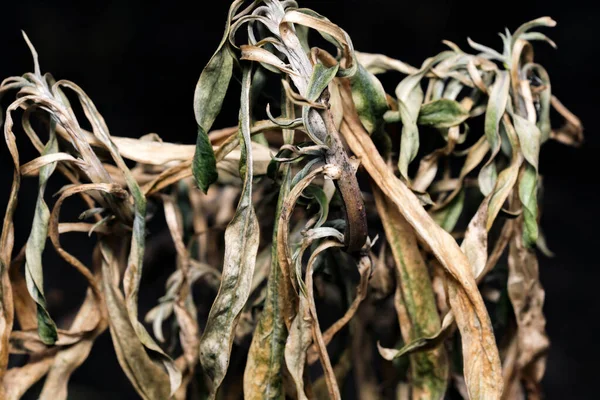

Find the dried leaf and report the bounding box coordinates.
[199,65,260,399]
[282,8,356,76]
[2,356,54,399]
[512,17,556,44]
[59,81,182,394]
[24,121,59,344]
[507,218,549,386]
[304,240,344,400]
[431,189,465,233]
[100,242,173,400]
[355,51,418,75]
[1,97,30,382]
[243,108,293,399]
[306,254,370,365]
[373,186,449,399]
[339,81,502,399]
[39,301,105,398]
[313,349,352,399]
[284,293,312,400]
[277,164,331,325]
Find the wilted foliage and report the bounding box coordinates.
[0,1,583,399]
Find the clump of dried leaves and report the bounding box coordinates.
[0,1,583,399]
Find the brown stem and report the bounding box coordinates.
[321,106,368,253]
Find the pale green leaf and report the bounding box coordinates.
[418,99,469,128]
[24,121,59,345]
[350,63,389,134]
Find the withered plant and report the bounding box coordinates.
[0,1,583,399]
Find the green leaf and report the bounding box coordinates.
[192,126,218,193]
[431,190,465,232]
[478,162,497,197]
[192,1,242,192]
[397,98,421,180]
[418,99,469,128]
[396,78,424,180]
[478,71,509,196]
[519,164,539,248]
[350,63,389,134]
[396,52,453,180]
[512,113,541,170]
[199,65,260,399]
[307,63,340,103]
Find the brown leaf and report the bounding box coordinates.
[284,294,312,400]
[306,255,370,365]
[199,66,260,399]
[304,240,344,400]
[338,79,502,399]
[507,217,549,387]
[2,356,54,399]
[373,185,449,399]
[100,241,173,400]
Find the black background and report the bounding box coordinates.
[0,0,598,398]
